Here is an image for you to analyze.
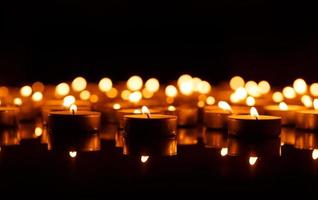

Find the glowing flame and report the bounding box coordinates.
[312,149,318,160]
[310,83,318,96]
[179,80,193,96]
[272,91,284,103]
[168,105,176,111]
[314,99,318,110]
[249,157,258,165]
[72,76,87,92]
[63,95,76,107]
[218,101,232,113]
[229,76,245,90]
[32,92,43,102]
[165,85,178,98]
[246,96,255,106]
[293,78,307,94]
[129,91,142,103]
[56,82,70,96]
[69,151,77,158]
[283,86,296,99]
[197,81,211,94]
[141,155,149,163]
[13,97,23,106]
[145,78,160,93]
[34,127,43,137]
[70,104,77,114]
[245,81,261,97]
[113,103,121,110]
[127,75,143,91]
[98,77,113,92]
[141,106,151,118]
[301,95,312,108]
[206,96,215,105]
[20,85,32,97]
[250,107,259,118]
[279,102,288,111]
[220,148,228,156]
[258,80,271,94]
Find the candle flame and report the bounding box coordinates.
[314,99,318,110]
[133,109,141,114]
[301,95,313,108]
[168,105,176,111]
[218,101,232,113]
[220,148,228,157]
[70,104,77,114]
[63,95,76,107]
[34,127,43,137]
[312,149,318,160]
[279,102,288,111]
[141,155,149,163]
[141,106,151,118]
[13,97,23,106]
[69,151,77,158]
[113,103,121,110]
[250,107,259,119]
[249,156,258,166]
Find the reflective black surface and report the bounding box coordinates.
[1,122,318,196]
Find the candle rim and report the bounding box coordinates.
[264,105,305,111]
[49,110,101,116]
[228,115,281,120]
[124,114,177,120]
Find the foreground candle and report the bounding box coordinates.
[228,107,281,138]
[48,104,101,134]
[124,106,177,140]
[296,99,318,130]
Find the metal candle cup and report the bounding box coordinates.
[264,105,305,126]
[296,110,318,131]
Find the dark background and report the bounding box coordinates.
[1,0,318,86]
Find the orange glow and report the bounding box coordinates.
[192,77,202,92]
[314,99,318,110]
[72,76,87,92]
[249,157,258,165]
[245,81,260,97]
[312,149,318,160]
[141,155,149,163]
[301,95,312,108]
[69,151,77,158]
[179,79,193,96]
[127,75,143,91]
[272,91,284,103]
[279,102,288,110]
[168,105,176,111]
[258,80,271,94]
[98,77,113,92]
[250,107,259,118]
[246,96,255,106]
[0,87,9,98]
[283,87,296,99]
[141,106,151,118]
[89,94,99,103]
[69,104,77,114]
[310,83,318,96]
[177,74,192,87]
[220,148,228,156]
[13,97,23,106]
[197,81,211,94]
[293,78,307,94]
[20,85,32,97]
[113,103,121,110]
[32,82,45,92]
[142,88,154,99]
[230,76,245,90]
[197,101,205,108]
[121,90,131,100]
[80,90,91,101]
[106,87,118,98]
[206,96,215,105]
[230,93,240,103]
[145,78,160,93]
[32,92,43,102]
[56,82,70,96]
[165,85,178,97]
[34,127,43,137]
[218,101,232,112]
[235,87,248,100]
[63,95,76,107]
[133,109,142,114]
[129,91,142,103]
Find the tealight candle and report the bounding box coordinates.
[264,102,305,126]
[48,104,101,135]
[296,99,318,130]
[0,106,19,127]
[124,106,177,140]
[228,107,281,138]
[165,105,198,126]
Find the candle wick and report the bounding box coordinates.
[255,116,259,120]
[146,113,151,119]
[72,109,75,115]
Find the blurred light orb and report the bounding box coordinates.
[165,85,178,98]
[127,75,143,91]
[56,83,70,96]
[32,92,43,102]
[230,76,245,90]
[72,77,87,92]
[145,78,160,93]
[106,88,118,99]
[310,83,318,96]
[293,78,307,94]
[98,78,113,92]
[283,87,296,99]
[206,96,215,105]
[197,81,211,94]
[272,91,284,103]
[258,80,271,94]
[20,85,32,97]
[80,90,91,101]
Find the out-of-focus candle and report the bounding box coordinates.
[165,105,198,126]
[296,99,318,130]
[204,101,237,129]
[0,106,19,127]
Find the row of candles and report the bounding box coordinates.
[2,75,318,159]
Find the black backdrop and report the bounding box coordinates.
[2,0,318,86]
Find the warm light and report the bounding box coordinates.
[245,81,261,97]
[312,149,318,160]
[249,157,258,166]
[293,78,307,94]
[121,90,131,100]
[32,82,45,92]
[168,105,176,111]
[197,81,211,94]
[69,104,77,114]
[198,94,206,101]
[141,106,150,116]
[220,148,228,156]
[279,102,288,110]
[80,90,91,101]
[133,109,141,114]
[179,79,193,96]
[235,87,248,100]
[142,88,154,99]
[230,76,245,90]
[113,103,121,110]
[301,95,312,108]
[98,77,113,92]
[14,97,23,106]
[218,101,232,112]
[206,96,215,105]
[89,94,99,103]
[283,86,296,99]
[129,91,142,103]
[127,75,143,91]
[177,74,192,88]
[106,88,118,98]
[0,87,9,98]
[197,101,205,108]
[141,155,149,163]
[246,96,255,106]
[56,82,70,96]
[165,85,178,98]
[72,76,87,92]
[230,93,240,103]
[192,77,202,92]
[272,91,284,103]
[250,107,259,118]
[314,99,318,110]
[310,83,318,96]
[20,85,32,97]
[32,92,43,102]
[145,78,160,93]
[258,81,271,94]
[69,151,77,158]
[34,127,43,137]
[63,95,76,107]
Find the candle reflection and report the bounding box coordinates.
[69,151,77,158]
[140,155,149,163]
[249,157,258,166]
[312,149,318,160]
[220,148,228,157]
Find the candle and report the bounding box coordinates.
[264,102,305,126]
[48,104,101,135]
[228,107,281,138]
[296,99,318,130]
[165,105,198,126]
[202,129,228,149]
[0,106,19,127]
[124,106,177,140]
[203,101,233,129]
